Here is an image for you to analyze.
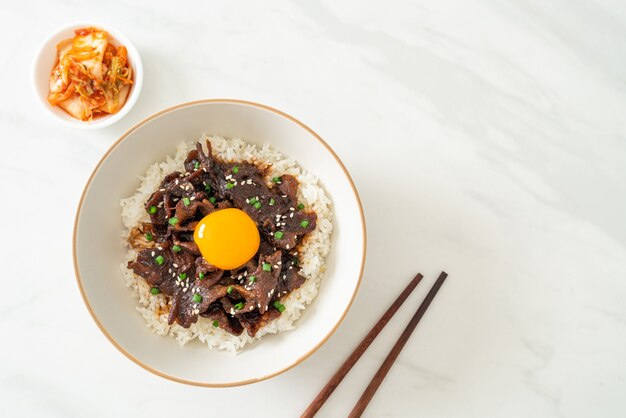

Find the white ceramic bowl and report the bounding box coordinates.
[32,22,143,129]
[73,100,366,386]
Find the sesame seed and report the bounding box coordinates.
[173,263,179,268]
[151,251,155,257]
[286,244,290,249]
[290,213,294,218]
[273,264,279,269]
[175,179,179,185]
[190,196,195,201]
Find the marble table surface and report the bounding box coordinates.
[2,1,625,417]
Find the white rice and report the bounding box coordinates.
[119,135,333,353]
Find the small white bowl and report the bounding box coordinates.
[32,22,143,129]
[73,100,366,386]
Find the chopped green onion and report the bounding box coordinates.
[204,183,211,193]
[297,203,305,210]
[155,255,164,265]
[272,176,282,183]
[292,258,299,266]
[172,245,182,252]
[262,263,271,272]
[234,302,244,310]
[199,272,205,280]
[148,206,157,214]
[274,231,284,239]
[232,166,239,174]
[168,217,179,226]
[300,220,310,228]
[145,232,153,241]
[249,197,258,205]
[253,201,262,210]
[212,320,219,327]
[269,198,275,206]
[249,275,256,283]
[194,161,200,170]
[193,293,202,303]
[227,286,233,294]
[209,196,217,204]
[150,287,160,295]
[182,197,191,206]
[273,301,286,312]
[226,182,235,189]
[178,273,187,281]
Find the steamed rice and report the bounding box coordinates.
[119,135,333,353]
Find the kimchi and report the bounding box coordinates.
[47,27,133,121]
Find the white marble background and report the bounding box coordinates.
[1,0,625,417]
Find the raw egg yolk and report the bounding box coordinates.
[193,208,260,270]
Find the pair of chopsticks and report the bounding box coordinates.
[302,271,448,418]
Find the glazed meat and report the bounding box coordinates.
[128,140,316,336]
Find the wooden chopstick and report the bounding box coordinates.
[348,271,448,418]
[301,272,424,418]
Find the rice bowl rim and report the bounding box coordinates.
[72,99,367,387]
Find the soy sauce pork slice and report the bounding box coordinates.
[128,247,179,295]
[129,247,171,286]
[238,308,281,337]
[175,283,232,328]
[276,267,307,298]
[277,175,299,208]
[200,303,244,336]
[244,251,282,314]
[173,192,214,224]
